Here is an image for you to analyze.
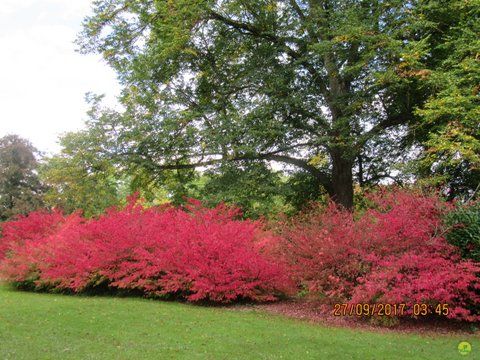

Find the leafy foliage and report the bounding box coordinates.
[0,197,290,303]
[445,201,480,262]
[0,135,45,221]
[415,1,480,198]
[40,130,126,218]
[0,209,66,261]
[271,189,480,321]
[75,0,458,208]
[199,162,292,218]
[2,189,479,321]
[352,251,480,322]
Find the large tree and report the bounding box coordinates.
[40,130,125,218]
[77,0,452,208]
[0,135,45,220]
[415,1,480,199]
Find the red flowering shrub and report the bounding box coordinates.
[273,189,480,321]
[0,212,84,287]
[351,251,480,322]
[0,198,290,303]
[0,209,66,260]
[271,203,366,301]
[2,190,479,321]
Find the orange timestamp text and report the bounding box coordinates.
[332,303,449,317]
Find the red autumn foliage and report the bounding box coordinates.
[270,203,363,301]
[272,189,480,321]
[1,190,479,321]
[0,198,291,303]
[351,251,480,322]
[0,209,66,260]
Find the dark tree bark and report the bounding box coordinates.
[331,152,354,210]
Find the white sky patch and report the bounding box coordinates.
[0,0,120,155]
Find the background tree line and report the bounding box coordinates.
[0,0,478,220]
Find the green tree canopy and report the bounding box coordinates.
[415,1,479,199]
[199,162,293,218]
[40,129,125,218]
[75,0,478,208]
[0,135,45,220]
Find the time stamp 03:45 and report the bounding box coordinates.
[333,303,450,317]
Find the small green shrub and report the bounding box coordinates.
[445,202,480,262]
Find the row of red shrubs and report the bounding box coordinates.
[0,191,479,321]
[0,198,289,302]
[272,191,480,322]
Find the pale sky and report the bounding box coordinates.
[0,0,120,155]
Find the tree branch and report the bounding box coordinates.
[260,154,333,193]
[289,0,306,20]
[208,10,330,101]
[121,145,333,194]
[356,110,412,149]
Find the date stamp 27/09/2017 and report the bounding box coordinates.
[332,303,449,317]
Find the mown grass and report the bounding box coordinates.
[0,285,477,359]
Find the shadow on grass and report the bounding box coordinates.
[0,280,277,308]
[3,281,476,335]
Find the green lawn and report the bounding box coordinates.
[0,285,477,359]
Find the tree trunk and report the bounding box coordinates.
[357,154,364,188]
[331,152,354,210]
